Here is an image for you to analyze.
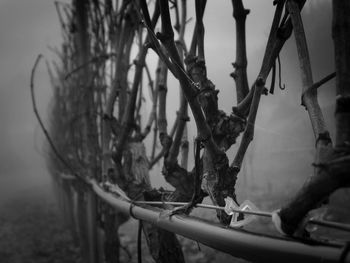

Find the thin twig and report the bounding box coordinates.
[167,8,189,165]
[302,72,336,98]
[231,0,285,170]
[277,55,286,90]
[114,4,161,162]
[30,55,81,179]
[65,53,117,80]
[137,0,178,77]
[288,0,328,137]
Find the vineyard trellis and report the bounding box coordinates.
[32,0,350,262]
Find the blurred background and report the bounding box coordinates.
[0,1,345,262]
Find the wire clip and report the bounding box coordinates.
[225,198,259,228]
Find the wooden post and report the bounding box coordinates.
[62,179,79,244]
[77,190,89,263]
[86,189,98,263]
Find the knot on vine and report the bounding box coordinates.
[316,131,332,147]
[159,133,173,157]
[231,62,246,70]
[162,162,192,194]
[195,134,210,149]
[185,55,207,79]
[156,32,173,43]
[144,41,155,50]
[176,111,190,122]
[212,111,246,147]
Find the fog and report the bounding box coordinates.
[0,0,335,207]
[0,0,61,203]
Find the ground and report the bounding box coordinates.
[0,186,81,263]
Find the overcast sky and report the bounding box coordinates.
[0,0,334,203]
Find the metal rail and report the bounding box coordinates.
[90,180,350,263]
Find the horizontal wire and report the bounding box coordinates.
[134,200,273,217]
[59,168,350,234]
[133,200,350,233]
[308,219,350,233]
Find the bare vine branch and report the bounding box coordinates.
[231,0,286,171]
[31,54,81,179]
[113,6,160,163]
[158,0,222,158]
[231,0,250,103]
